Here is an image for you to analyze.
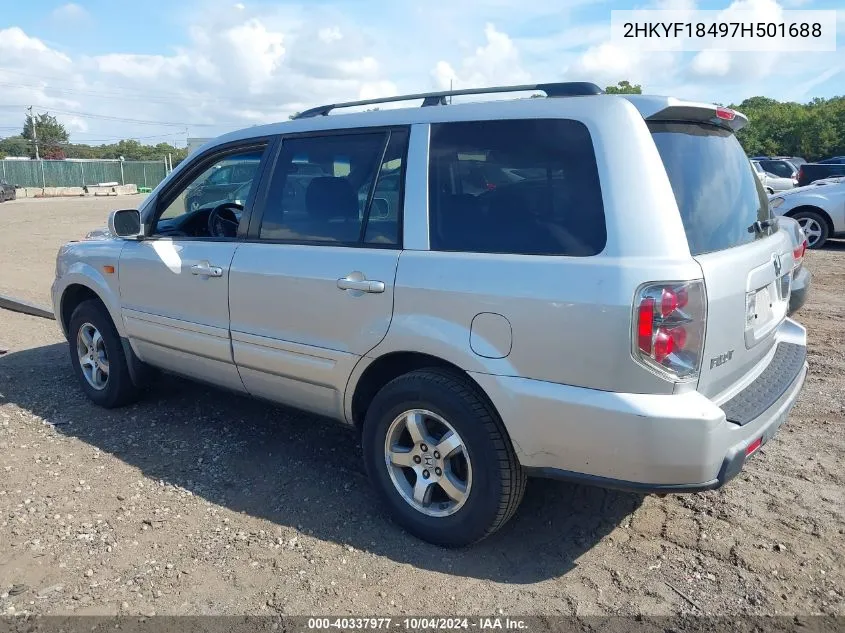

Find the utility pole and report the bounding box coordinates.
[27,106,40,160]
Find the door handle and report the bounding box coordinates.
[337,276,385,293]
[191,262,223,278]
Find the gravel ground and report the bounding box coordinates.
[0,198,843,617]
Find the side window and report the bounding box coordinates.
[154,149,264,237]
[429,119,606,256]
[260,129,406,246]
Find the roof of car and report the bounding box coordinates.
[199,84,748,154]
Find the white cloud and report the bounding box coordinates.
[432,23,530,90]
[51,3,88,22]
[0,0,840,146]
[318,27,343,43]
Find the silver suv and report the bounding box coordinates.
[52,83,808,546]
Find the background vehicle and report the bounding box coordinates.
[797,161,845,186]
[756,158,798,179]
[52,83,807,547]
[752,160,796,193]
[752,155,806,170]
[770,179,845,248]
[817,156,845,164]
[0,179,16,202]
[184,157,261,212]
[777,215,811,316]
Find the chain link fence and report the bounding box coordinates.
[1,159,167,189]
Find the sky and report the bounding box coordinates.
[0,0,842,148]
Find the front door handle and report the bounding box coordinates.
[337,274,385,294]
[191,262,223,278]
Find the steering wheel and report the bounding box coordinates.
[207,202,242,238]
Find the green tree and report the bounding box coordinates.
[0,135,31,158]
[23,112,69,159]
[731,95,845,161]
[605,80,642,94]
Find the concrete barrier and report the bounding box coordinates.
[115,184,138,195]
[11,185,140,198]
[87,184,140,196]
[58,186,85,196]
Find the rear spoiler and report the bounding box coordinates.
[620,95,748,132]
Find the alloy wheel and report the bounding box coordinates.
[383,409,472,517]
[797,217,823,247]
[76,322,110,390]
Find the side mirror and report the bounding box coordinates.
[108,209,143,239]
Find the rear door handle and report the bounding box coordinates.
[191,262,223,278]
[337,276,385,293]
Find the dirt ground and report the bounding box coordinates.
[0,197,842,617]
[0,196,147,307]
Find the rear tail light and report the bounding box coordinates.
[798,166,805,183]
[633,280,707,381]
[793,239,807,268]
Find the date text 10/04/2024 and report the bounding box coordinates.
[307,617,529,630]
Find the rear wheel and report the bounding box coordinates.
[793,210,829,249]
[362,368,526,547]
[68,300,140,408]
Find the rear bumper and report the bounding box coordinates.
[471,318,807,492]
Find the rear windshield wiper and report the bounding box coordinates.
[748,218,776,235]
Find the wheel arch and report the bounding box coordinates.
[784,205,835,236]
[347,351,500,431]
[57,272,124,340]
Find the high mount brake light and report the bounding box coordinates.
[633,280,707,381]
[715,107,736,121]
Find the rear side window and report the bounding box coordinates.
[649,122,772,256]
[760,160,795,178]
[429,119,606,256]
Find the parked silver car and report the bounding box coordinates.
[752,160,797,193]
[52,83,808,546]
[769,178,845,248]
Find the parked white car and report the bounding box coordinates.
[752,160,797,193]
[769,179,845,248]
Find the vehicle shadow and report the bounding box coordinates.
[0,341,643,584]
[819,238,845,251]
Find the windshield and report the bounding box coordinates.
[650,122,772,256]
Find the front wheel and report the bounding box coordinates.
[793,210,829,249]
[362,368,526,547]
[68,300,141,408]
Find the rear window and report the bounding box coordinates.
[429,119,606,256]
[649,122,772,256]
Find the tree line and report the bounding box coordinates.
[2,86,843,164]
[0,113,188,164]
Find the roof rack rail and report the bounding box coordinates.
[293,82,604,119]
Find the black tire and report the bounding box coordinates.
[792,209,829,249]
[68,299,140,408]
[362,368,526,547]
